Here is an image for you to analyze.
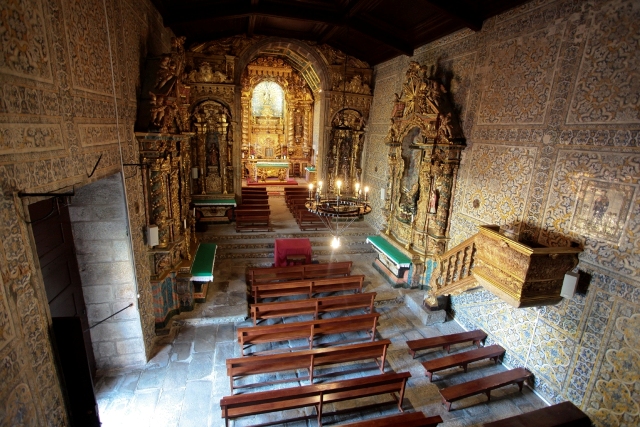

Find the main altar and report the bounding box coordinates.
[246,160,291,182]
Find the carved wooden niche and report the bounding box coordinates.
[384,61,466,258]
[191,100,233,194]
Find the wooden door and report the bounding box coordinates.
[29,197,100,426]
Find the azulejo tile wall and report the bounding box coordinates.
[0,0,172,424]
[366,1,639,425]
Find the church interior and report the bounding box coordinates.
[1,0,638,426]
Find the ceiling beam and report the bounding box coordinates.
[247,0,259,36]
[166,2,341,26]
[424,0,483,31]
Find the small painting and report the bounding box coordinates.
[571,180,636,244]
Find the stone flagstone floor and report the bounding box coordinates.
[94,188,547,427]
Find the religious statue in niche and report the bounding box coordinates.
[397,127,422,221]
[206,131,220,169]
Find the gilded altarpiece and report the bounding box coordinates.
[325,59,373,194]
[383,61,466,285]
[136,38,197,320]
[240,57,314,181]
[186,50,236,195]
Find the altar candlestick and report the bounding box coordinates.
[364,186,369,202]
[308,183,314,198]
[336,180,342,196]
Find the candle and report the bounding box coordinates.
[355,182,360,195]
[318,181,323,192]
[308,183,314,198]
[336,180,342,196]
[364,186,369,201]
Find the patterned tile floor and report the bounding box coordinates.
[94,188,547,426]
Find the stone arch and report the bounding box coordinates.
[234,37,331,93]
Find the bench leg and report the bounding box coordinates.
[485,390,491,401]
[442,397,452,412]
[426,371,433,382]
[444,344,451,353]
[518,380,524,392]
[474,339,482,348]
[408,349,416,358]
[462,363,468,373]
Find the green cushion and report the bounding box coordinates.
[366,236,411,267]
[192,199,236,206]
[191,243,217,281]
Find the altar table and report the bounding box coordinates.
[274,238,312,267]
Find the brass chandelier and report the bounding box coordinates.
[305,180,372,248]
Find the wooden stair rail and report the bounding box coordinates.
[425,234,478,306]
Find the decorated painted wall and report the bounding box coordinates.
[364,0,639,425]
[0,0,172,423]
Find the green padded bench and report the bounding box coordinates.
[366,235,412,285]
[191,243,217,302]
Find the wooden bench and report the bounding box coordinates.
[297,209,326,230]
[439,367,532,411]
[252,275,364,301]
[235,211,271,232]
[250,292,376,325]
[227,339,391,392]
[220,372,412,427]
[238,312,380,355]
[407,329,487,358]
[335,412,443,427]
[246,261,352,286]
[422,344,505,381]
[242,194,269,201]
[303,261,352,279]
[483,401,591,427]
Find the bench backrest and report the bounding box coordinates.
[227,339,390,384]
[312,275,364,293]
[303,261,352,279]
[334,411,443,427]
[237,312,380,350]
[250,292,376,323]
[252,280,314,301]
[248,265,306,285]
[246,262,352,285]
[220,372,411,418]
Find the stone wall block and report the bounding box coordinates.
[73,221,128,241]
[86,302,112,324]
[116,338,146,355]
[113,283,137,300]
[90,319,143,342]
[79,261,135,286]
[72,175,124,205]
[69,205,125,222]
[82,285,115,304]
[111,240,132,261]
[96,341,117,358]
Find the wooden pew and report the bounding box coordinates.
[407,329,487,358]
[439,367,532,411]
[297,209,326,230]
[246,265,306,285]
[235,210,271,232]
[250,292,376,325]
[241,193,268,199]
[483,401,591,427]
[246,261,352,286]
[252,275,364,301]
[237,312,380,355]
[304,261,352,279]
[227,339,391,392]
[220,372,412,427]
[242,186,267,192]
[422,344,505,381]
[335,412,443,427]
